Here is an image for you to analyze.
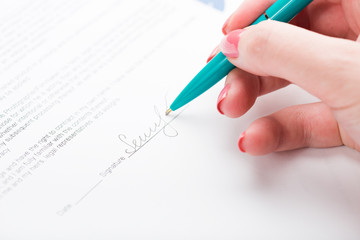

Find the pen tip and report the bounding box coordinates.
[165,108,172,116]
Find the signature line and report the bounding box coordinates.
[73,109,184,206]
[128,109,184,158]
[75,179,104,206]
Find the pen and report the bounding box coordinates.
[166,0,313,115]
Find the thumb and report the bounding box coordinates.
[219,20,360,110]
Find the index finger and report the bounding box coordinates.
[223,0,276,34]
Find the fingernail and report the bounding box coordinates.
[207,46,218,63]
[220,29,245,58]
[238,132,246,152]
[217,84,230,115]
[222,16,231,35]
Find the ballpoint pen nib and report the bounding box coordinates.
[165,108,172,116]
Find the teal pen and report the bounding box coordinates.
[166,0,313,115]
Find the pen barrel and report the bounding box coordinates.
[252,0,313,24]
[170,0,313,112]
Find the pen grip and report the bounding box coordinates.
[170,52,235,111]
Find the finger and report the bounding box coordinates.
[219,21,360,110]
[206,45,220,63]
[222,0,276,34]
[217,68,259,117]
[238,102,343,156]
[217,68,289,118]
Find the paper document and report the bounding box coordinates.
[0,0,359,239]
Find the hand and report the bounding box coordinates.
[210,0,360,155]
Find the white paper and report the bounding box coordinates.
[0,0,359,239]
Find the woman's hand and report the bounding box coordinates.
[212,0,360,155]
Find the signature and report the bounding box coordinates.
[118,106,178,156]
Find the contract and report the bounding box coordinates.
[0,0,359,239]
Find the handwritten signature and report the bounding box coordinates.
[118,106,178,156]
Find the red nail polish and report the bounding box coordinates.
[217,84,230,115]
[207,46,218,63]
[238,132,246,152]
[220,29,245,58]
[222,16,231,35]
